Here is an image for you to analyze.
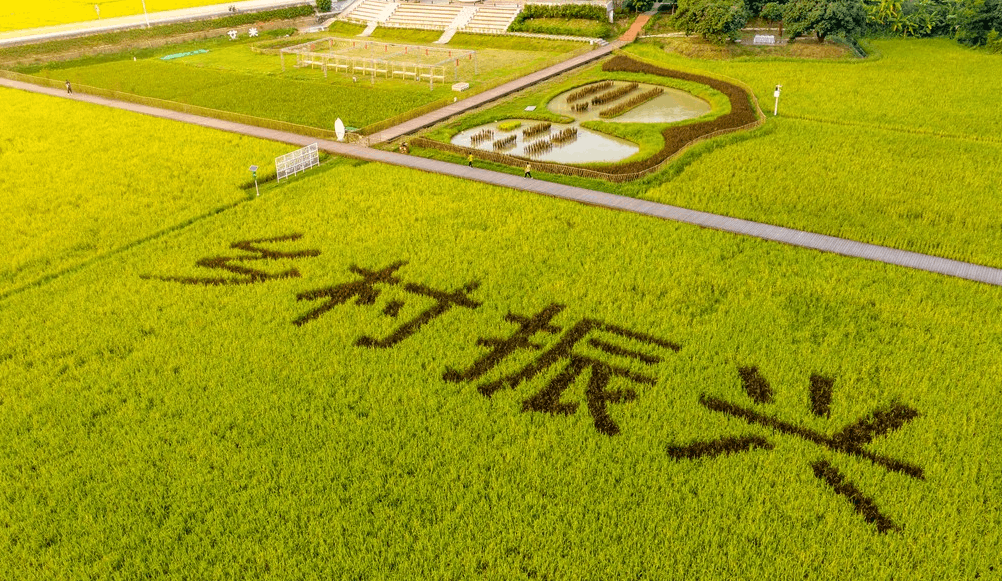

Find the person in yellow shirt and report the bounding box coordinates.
[524,164,532,179]
[468,153,474,167]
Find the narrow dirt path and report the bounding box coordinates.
[4,77,1002,288]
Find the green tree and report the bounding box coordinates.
[317,0,333,12]
[785,0,868,41]
[674,0,750,43]
[760,2,786,34]
[956,0,1002,45]
[625,0,658,12]
[760,1,786,21]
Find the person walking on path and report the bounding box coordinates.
[65,80,72,94]
[467,153,474,168]
[524,163,532,179]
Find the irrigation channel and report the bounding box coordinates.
[450,81,711,164]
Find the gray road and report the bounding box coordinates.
[4,76,1001,288]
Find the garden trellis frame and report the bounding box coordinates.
[279,37,477,90]
[276,143,320,182]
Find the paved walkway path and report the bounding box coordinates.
[619,13,651,42]
[4,76,1002,288]
[0,0,311,47]
[366,40,625,144]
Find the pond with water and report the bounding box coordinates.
[450,120,639,164]
[450,81,711,164]
[547,82,712,123]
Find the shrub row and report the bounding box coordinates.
[510,4,608,29]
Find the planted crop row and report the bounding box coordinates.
[470,128,494,146]
[493,134,517,150]
[523,122,552,139]
[566,80,613,103]
[524,138,553,157]
[552,127,579,144]
[590,82,639,106]
[498,120,523,132]
[599,87,664,118]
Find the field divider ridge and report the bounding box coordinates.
[5,76,1002,288]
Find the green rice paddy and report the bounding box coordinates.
[2,33,1001,581]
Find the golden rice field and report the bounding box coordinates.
[1,0,245,32]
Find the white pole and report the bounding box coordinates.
[141,0,150,28]
[773,85,782,116]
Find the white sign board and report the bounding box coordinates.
[276,143,320,182]
[753,35,776,45]
[335,118,346,142]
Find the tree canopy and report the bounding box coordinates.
[784,0,868,42]
[956,0,1002,46]
[674,0,750,43]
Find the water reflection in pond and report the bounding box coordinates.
[451,120,638,164]
[449,81,710,164]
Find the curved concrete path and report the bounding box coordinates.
[4,77,1002,288]
[366,40,625,144]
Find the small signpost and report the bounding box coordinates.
[249,165,259,197]
[753,35,776,46]
[773,84,783,116]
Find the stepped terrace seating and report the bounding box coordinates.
[383,3,465,30]
[341,0,521,34]
[341,0,396,24]
[462,3,521,33]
